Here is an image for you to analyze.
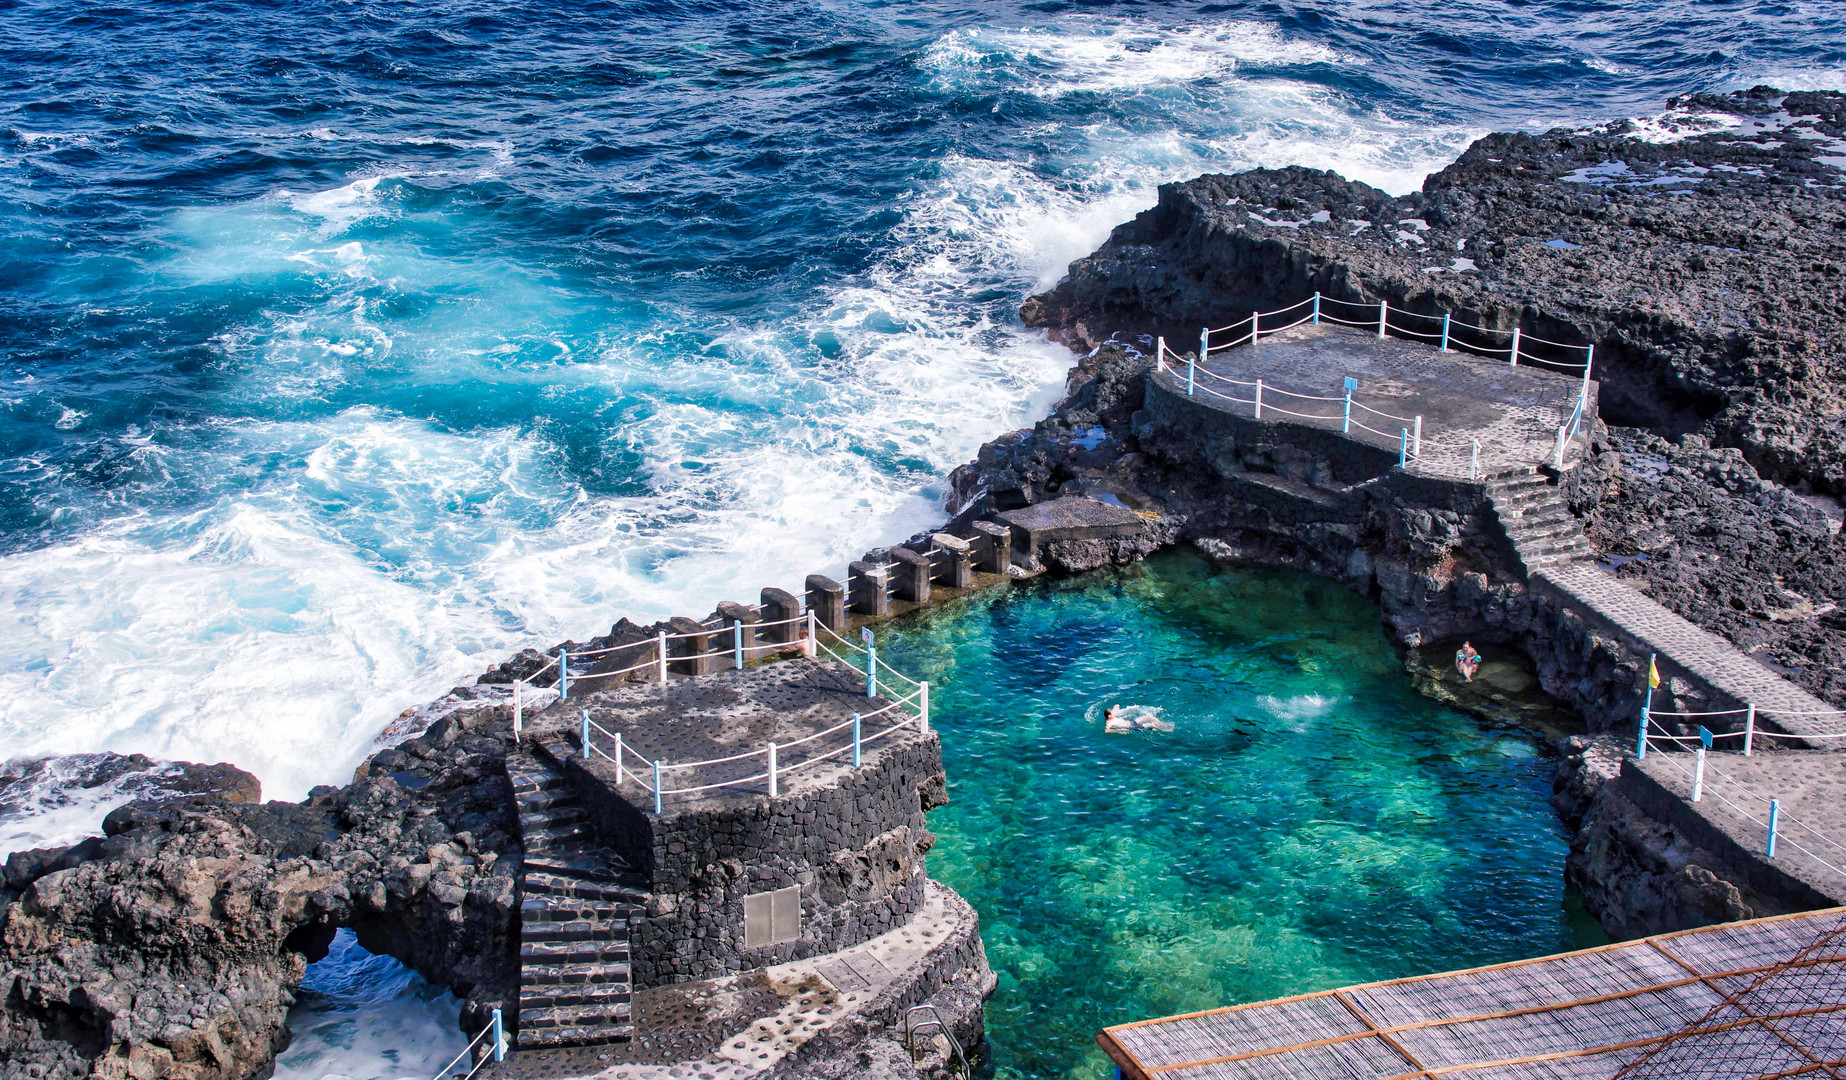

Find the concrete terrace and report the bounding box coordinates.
[1167,322,1593,479]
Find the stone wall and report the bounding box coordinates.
[560,729,949,988]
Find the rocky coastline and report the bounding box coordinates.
[6,87,1846,1080]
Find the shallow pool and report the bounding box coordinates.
[874,550,1604,1080]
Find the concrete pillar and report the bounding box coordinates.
[668,616,712,676]
[805,574,846,632]
[760,587,801,644]
[890,548,931,603]
[932,533,974,589]
[716,601,760,661]
[971,520,1011,573]
[848,561,891,617]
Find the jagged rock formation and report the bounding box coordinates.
[1021,87,1846,706]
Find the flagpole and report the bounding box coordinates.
[1637,652,1657,760]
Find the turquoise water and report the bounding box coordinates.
[875,550,1604,1080]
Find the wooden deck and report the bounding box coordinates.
[1097,907,1846,1080]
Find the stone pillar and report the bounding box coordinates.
[848,561,891,617]
[760,587,801,644]
[716,601,760,662]
[668,616,712,676]
[971,520,1012,573]
[805,575,846,632]
[890,548,931,603]
[932,533,973,589]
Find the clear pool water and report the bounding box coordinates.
[875,550,1605,1080]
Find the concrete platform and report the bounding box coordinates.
[534,657,918,804]
[1176,323,1592,479]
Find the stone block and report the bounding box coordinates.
[715,602,760,666]
[970,520,1011,573]
[805,575,846,633]
[760,588,801,644]
[890,548,931,603]
[849,562,890,617]
[931,533,973,589]
[668,617,712,677]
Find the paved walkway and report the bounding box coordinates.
[1175,323,1590,479]
[1536,564,1843,743]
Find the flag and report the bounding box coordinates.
[1647,656,1661,690]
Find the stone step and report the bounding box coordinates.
[507,770,571,795]
[519,982,632,1009]
[521,938,631,964]
[522,917,628,942]
[1507,519,1583,543]
[520,1001,633,1029]
[515,789,581,813]
[515,1020,634,1049]
[523,821,598,847]
[519,808,590,833]
[520,960,632,986]
[523,870,649,903]
[521,897,638,924]
[523,854,638,884]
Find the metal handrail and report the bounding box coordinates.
[903,1005,971,1080]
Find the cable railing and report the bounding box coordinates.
[1158,292,1596,478]
[432,1009,506,1080]
[510,612,819,737]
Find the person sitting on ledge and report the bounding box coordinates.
[1455,642,1482,683]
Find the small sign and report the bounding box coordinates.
[861,627,875,646]
[1699,726,1714,749]
[1344,376,1359,392]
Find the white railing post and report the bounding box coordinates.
[1510,325,1522,366]
[580,709,591,758]
[920,681,930,733]
[1156,336,1166,372]
[733,619,745,670]
[866,640,878,698]
[1377,301,1388,339]
[557,648,569,701]
[1199,326,1209,359]
[1440,313,1451,352]
[1767,799,1780,857]
[1691,746,1706,802]
[1342,389,1352,433]
[1311,292,1321,325]
[657,630,669,683]
[1412,416,1422,459]
[491,1007,506,1062]
[767,742,779,797]
[513,679,523,741]
[1553,425,1567,469]
[852,713,862,767]
[614,731,625,785]
[1250,311,1260,344]
[1254,379,1264,419]
[653,760,663,814]
[1470,439,1480,480]
[1744,704,1756,756]
[1399,428,1408,468]
[804,609,817,658]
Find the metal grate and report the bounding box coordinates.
[743,885,801,948]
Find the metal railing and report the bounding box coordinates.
[564,619,930,812]
[434,1008,506,1079]
[1157,292,1596,478]
[904,1005,972,1080]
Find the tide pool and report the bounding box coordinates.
[875,550,1604,1079]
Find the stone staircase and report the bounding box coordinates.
[1486,471,1594,576]
[506,746,649,1049]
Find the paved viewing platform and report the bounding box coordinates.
[1098,907,1846,1080]
[1161,322,1593,479]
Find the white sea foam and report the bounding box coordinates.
[274,930,469,1080]
[1257,693,1339,729]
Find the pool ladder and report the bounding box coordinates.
[903,1004,971,1080]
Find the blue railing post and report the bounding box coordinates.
[1638,661,1654,760]
[852,713,862,767]
[557,648,569,700]
[491,1007,506,1062]
[1311,292,1321,324]
[733,619,745,670]
[653,760,663,814]
[866,642,878,698]
[1767,799,1780,857]
[580,709,591,758]
[1398,428,1408,467]
[1440,313,1451,352]
[1342,390,1352,433]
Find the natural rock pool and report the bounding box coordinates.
[874,549,1605,1080]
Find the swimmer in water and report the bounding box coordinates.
[1104,704,1174,733]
